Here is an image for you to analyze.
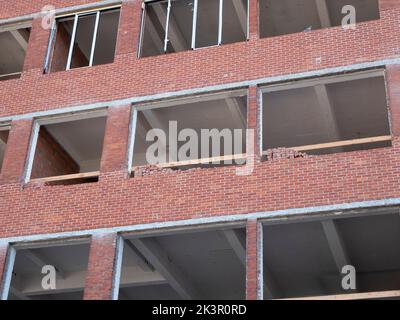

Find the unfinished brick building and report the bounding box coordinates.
[1,0,400,300]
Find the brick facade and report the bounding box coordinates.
[0,0,400,300]
[83,233,118,300]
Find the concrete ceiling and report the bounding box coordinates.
[133,96,247,165]
[260,0,379,37]
[263,210,400,299]
[121,228,246,300]
[262,76,390,154]
[44,116,107,171]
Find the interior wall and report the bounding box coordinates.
[31,127,79,179]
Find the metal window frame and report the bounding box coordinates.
[66,11,101,71]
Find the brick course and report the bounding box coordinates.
[0,0,400,301]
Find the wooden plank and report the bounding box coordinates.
[30,171,100,184]
[262,136,391,155]
[0,72,22,79]
[133,153,246,170]
[280,290,400,300]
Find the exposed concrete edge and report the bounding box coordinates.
[0,57,399,124]
[1,197,400,246]
[0,0,123,26]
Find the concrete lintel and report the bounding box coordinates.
[1,197,400,248]
[0,58,398,123]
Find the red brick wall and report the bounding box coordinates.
[31,127,79,179]
[246,219,259,300]
[84,233,118,300]
[1,4,400,117]
[100,105,131,175]
[380,0,400,10]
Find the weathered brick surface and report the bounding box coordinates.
[31,127,79,179]
[246,219,259,300]
[100,105,131,175]
[83,232,117,300]
[0,119,33,183]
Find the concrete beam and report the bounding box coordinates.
[21,267,165,296]
[125,240,154,272]
[145,14,164,54]
[225,98,246,128]
[232,0,247,36]
[131,238,200,300]
[315,0,331,28]
[222,229,246,266]
[314,84,340,141]
[153,2,186,52]
[24,249,66,279]
[10,29,28,51]
[321,220,351,271]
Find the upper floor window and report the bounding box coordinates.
[260,0,380,38]
[139,0,248,58]
[0,24,31,81]
[46,7,120,73]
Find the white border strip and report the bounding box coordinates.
[1,197,400,245]
[1,58,399,123]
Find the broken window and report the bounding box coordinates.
[0,25,31,81]
[116,226,246,300]
[261,71,391,157]
[139,0,248,57]
[262,210,400,300]
[5,239,90,300]
[0,125,10,172]
[26,111,107,185]
[130,91,247,174]
[47,8,120,72]
[260,0,380,38]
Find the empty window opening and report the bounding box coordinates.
[261,71,391,157]
[6,240,90,300]
[28,111,107,185]
[140,0,248,58]
[130,92,247,173]
[117,227,246,300]
[47,8,120,72]
[0,26,31,81]
[0,126,10,173]
[260,0,380,38]
[263,210,400,300]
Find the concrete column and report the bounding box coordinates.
[84,233,118,300]
[23,18,51,73]
[248,0,259,41]
[246,218,263,300]
[0,119,33,184]
[100,105,132,175]
[115,0,143,58]
[385,65,400,137]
